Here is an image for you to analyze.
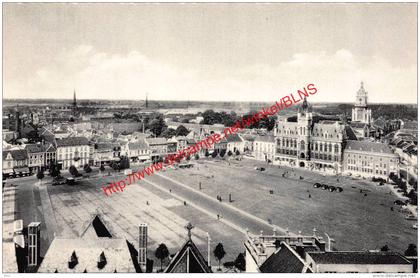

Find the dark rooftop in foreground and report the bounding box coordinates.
[307,251,412,265]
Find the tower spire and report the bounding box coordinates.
[145,92,148,108]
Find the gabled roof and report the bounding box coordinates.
[164,239,212,273]
[56,137,89,147]
[3,149,28,161]
[307,251,411,265]
[186,138,196,145]
[37,238,136,273]
[259,242,312,273]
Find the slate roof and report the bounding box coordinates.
[3,149,28,161]
[344,140,395,155]
[128,139,148,150]
[344,125,358,140]
[226,134,243,143]
[56,137,89,147]
[307,251,411,265]
[350,122,368,129]
[259,242,312,273]
[25,143,47,153]
[38,238,136,273]
[164,239,212,273]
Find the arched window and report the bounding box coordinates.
[300,140,305,150]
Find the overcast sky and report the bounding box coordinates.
[3,3,417,103]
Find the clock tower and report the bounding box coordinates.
[351,82,372,124]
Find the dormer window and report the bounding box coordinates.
[97,251,107,269]
[68,251,78,269]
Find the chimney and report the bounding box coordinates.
[298,231,303,244]
[138,224,148,271]
[97,251,107,269]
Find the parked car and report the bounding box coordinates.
[394,200,406,206]
[313,183,321,188]
[328,186,336,192]
[66,177,76,185]
[321,184,329,190]
[254,167,265,171]
[336,187,343,192]
[405,215,417,221]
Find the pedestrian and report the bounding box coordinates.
[184,201,187,206]
[390,207,394,211]
[169,189,172,193]
[146,201,149,205]
[217,214,220,220]
[308,194,311,198]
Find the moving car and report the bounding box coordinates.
[254,167,265,171]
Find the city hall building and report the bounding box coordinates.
[273,98,348,173]
[273,83,399,176]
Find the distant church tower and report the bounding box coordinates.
[351,82,372,124]
[145,92,148,108]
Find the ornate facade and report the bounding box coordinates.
[274,98,346,173]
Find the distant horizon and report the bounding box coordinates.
[2,97,417,106]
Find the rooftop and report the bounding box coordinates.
[255,135,276,143]
[56,137,89,147]
[38,238,136,273]
[260,242,312,273]
[308,251,412,265]
[344,140,395,155]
